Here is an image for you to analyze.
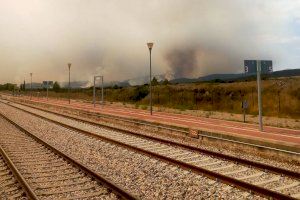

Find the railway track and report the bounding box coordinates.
[1,100,300,199]
[0,146,36,199]
[5,94,299,155]
[0,113,137,199]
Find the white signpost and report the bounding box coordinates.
[244,60,272,131]
[256,61,263,131]
[42,81,53,101]
[93,76,104,107]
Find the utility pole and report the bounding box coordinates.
[101,76,104,104]
[23,79,26,94]
[93,77,96,107]
[68,63,71,104]
[147,42,154,115]
[257,60,263,131]
[30,73,33,100]
[46,81,49,101]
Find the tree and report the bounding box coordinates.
[151,77,159,86]
[162,79,169,85]
[130,85,149,101]
[113,84,119,89]
[53,81,61,92]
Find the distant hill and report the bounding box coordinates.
[44,68,300,88]
[170,69,300,84]
[270,69,300,77]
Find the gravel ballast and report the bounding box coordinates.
[4,101,300,197]
[0,102,265,199]
[0,117,119,200]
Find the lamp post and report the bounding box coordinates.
[30,73,32,100]
[46,81,49,101]
[93,75,104,107]
[68,63,71,104]
[147,42,154,115]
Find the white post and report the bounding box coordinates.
[93,76,96,107]
[101,76,104,104]
[257,60,263,131]
[30,73,32,100]
[46,81,49,101]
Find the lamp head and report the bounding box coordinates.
[147,42,154,50]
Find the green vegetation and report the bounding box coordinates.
[0,83,16,91]
[105,77,300,118]
[4,76,299,118]
[53,82,61,92]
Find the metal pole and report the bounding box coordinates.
[69,66,70,104]
[30,73,32,100]
[149,50,152,115]
[257,60,263,131]
[46,81,49,101]
[93,76,96,107]
[101,76,104,104]
[68,63,71,104]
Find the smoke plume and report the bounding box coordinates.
[0,0,299,84]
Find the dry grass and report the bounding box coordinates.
[20,76,300,128]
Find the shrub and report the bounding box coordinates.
[130,85,149,101]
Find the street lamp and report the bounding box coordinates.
[93,75,104,107]
[30,73,32,100]
[147,42,154,115]
[68,63,71,104]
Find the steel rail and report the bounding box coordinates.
[2,102,296,199]
[10,97,300,155]
[0,144,39,200]
[7,100,300,179]
[0,112,138,200]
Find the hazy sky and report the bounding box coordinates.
[0,0,300,84]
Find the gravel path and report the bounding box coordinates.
[0,102,265,199]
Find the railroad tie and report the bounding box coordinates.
[0,175,13,182]
[0,166,8,171]
[2,186,20,193]
[0,171,10,176]
[197,161,222,167]
[170,152,191,158]
[222,167,248,176]
[31,174,85,184]
[152,147,172,153]
[275,181,299,191]
[292,193,300,199]
[9,191,26,199]
[183,155,203,161]
[255,176,281,186]
[20,166,73,174]
[210,163,235,171]
[237,172,264,181]
[65,189,110,200]
[34,178,88,189]
[37,184,103,196]
[0,179,17,188]
[24,170,77,179]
